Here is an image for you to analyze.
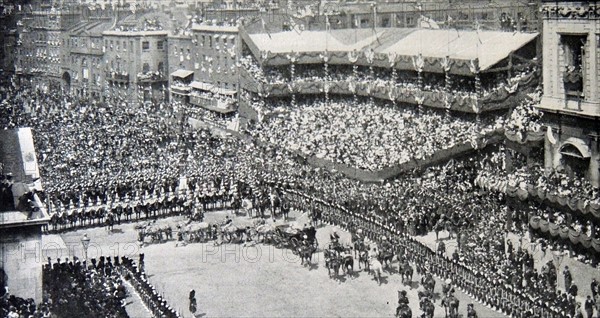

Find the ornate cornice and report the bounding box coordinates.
[541,4,600,19]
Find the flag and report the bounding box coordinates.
[474,20,483,44]
[261,18,272,39]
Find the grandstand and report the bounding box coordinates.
[237,27,539,180]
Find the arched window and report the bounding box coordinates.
[142,62,150,73]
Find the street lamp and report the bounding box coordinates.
[81,233,91,260]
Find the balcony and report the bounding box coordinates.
[137,72,166,83]
[170,85,191,95]
[106,71,129,82]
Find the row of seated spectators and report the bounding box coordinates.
[248,95,501,171]
[240,54,536,100]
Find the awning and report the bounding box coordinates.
[170,69,194,79]
[201,103,236,114]
[214,87,237,96]
[189,81,214,91]
[560,138,591,159]
[228,35,235,40]
[248,28,538,72]
[213,34,220,39]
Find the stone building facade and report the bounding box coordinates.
[538,0,600,186]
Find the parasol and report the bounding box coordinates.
[257,224,274,234]
[284,227,299,235]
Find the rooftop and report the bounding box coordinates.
[248,28,538,71]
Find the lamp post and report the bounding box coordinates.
[81,233,90,260]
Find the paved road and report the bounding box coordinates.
[53,210,504,318]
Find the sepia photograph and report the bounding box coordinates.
[0,0,599,317]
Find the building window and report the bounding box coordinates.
[157,41,164,50]
[142,63,150,73]
[142,41,150,51]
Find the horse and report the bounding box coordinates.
[420,299,435,318]
[358,249,370,270]
[298,243,316,266]
[441,294,459,318]
[395,304,412,318]
[378,246,395,270]
[106,212,115,231]
[369,257,383,285]
[399,260,413,285]
[324,249,341,278]
[342,253,354,276]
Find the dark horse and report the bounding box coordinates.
[399,259,413,285]
[298,242,316,266]
[441,294,459,318]
[324,249,341,278]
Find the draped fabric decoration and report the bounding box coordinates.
[547,126,557,145]
[497,182,600,219]
[529,216,600,252]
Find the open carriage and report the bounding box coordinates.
[272,224,318,253]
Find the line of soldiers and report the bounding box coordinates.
[284,188,565,318]
[121,256,181,318]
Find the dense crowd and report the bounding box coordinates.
[249,96,500,170]
[240,54,536,101]
[43,257,128,317]
[2,75,599,317]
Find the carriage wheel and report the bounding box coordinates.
[290,238,299,254]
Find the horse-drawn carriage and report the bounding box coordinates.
[272,224,317,252]
[137,222,174,244]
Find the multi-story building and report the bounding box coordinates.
[64,19,113,98]
[14,1,80,91]
[167,30,195,103]
[102,29,169,103]
[538,0,600,186]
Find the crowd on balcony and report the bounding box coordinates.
[240,54,537,103]
[249,96,500,171]
[189,89,235,106]
[186,105,236,129]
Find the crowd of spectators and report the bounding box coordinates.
[1,293,48,318]
[240,54,536,101]
[249,96,500,170]
[43,257,128,317]
[2,75,598,317]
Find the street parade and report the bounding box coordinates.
[1,0,600,317]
